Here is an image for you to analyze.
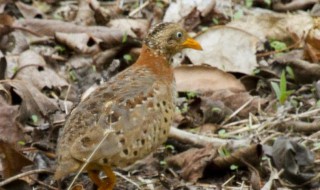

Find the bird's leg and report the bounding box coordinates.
[87,167,116,190]
[101,166,116,190]
[88,170,103,187]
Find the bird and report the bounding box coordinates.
[54,22,202,190]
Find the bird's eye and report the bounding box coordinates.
[176,32,183,38]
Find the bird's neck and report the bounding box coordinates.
[134,45,174,81]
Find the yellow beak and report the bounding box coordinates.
[182,37,203,50]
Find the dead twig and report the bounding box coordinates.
[274,120,320,133]
[169,127,250,148]
[0,168,53,187]
[30,176,58,190]
[221,97,254,126]
[129,0,150,17]
[114,171,141,190]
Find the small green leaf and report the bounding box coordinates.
[218,129,226,138]
[233,9,243,20]
[175,106,181,114]
[69,70,78,81]
[271,82,281,100]
[253,68,260,75]
[264,0,271,6]
[211,107,221,113]
[165,144,175,151]
[279,70,290,104]
[316,100,320,107]
[123,54,132,62]
[271,70,292,104]
[218,147,230,157]
[186,91,197,99]
[230,164,238,170]
[212,18,219,25]
[160,160,167,166]
[200,26,208,32]
[286,66,295,80]
[12,66,18,75]
[18,141,26,146]
[55,45,66,53]
[313,142,320,149]
[270,40,287,51]
[181,103,188,113]
[245,0,253,7]
[122,32,128,43]
[92,65,96,72]
[31,115,38,124]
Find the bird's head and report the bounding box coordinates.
[143,22,202,58]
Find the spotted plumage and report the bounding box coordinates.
[55,22,202,190]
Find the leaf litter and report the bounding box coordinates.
[0,0,320,190]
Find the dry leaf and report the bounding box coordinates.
[272,0,317,12]
[269,137,315,185]
[304,18,320,62]
[167,144,262,182]
[14,19,130,46]
[15,1,45,19]
[212,144,263,172]
[15,50,68,90]
[74,0,95,25]
[1,80,59,120]
[55,32,101,54]
[185,26,260,74]
[204,89,266,118]
[107,19,149,38]
[166,145,218,182]
[163,0,215,25]
[0,141,33,178]
[0,98,24,146]
[228,10,313,42]
[174,65,246,92]
[0,98,32,178]
[0,14,14,38]
[286,59,320,84]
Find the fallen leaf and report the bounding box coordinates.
[1,80,59,120]
[15,50,68,91]
[0,97,24,146]
[74,0,95,25]
[55,32,101,54]
[166,144,262,182]
[15,1,45,19]
[14,19,130,47]
[304,18,320,62]
[107,19,149,38]
[174,65,246,92]
[0,141,33,178]
[227,10,313,42]
[185,26,260,74]
[166,145,218,182]
[204,89,266,118]
[272,0,317,12]
[212,144,263,172]
[284,59,320,84]
[163,0,215,30]
[0,98,32,178]
[268,137,315,185]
